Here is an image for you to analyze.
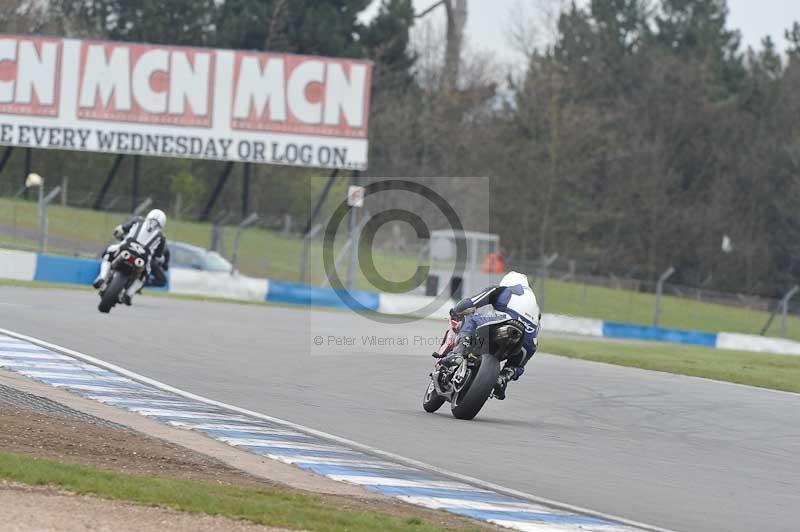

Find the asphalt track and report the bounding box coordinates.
[1,287,799,532]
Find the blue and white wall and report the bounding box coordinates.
[3,248,800,356]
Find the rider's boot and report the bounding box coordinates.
[493,367,517,401]
[437,335,471,367]
[93,258,111,289]
[124,277,145,306]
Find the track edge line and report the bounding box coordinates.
[0,327,680,532]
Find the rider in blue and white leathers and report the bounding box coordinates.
[436,271,541,400]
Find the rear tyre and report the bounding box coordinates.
[98,272,127,314]
[450,354,500,420]
[422,377,446,413]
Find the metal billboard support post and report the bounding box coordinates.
[200,161,235,222]
[241,162,251,218]
[93,154,125,210]
[231,213,258,274]
[779,285,799,338]
[654,266,676,327]
[0,146,14,176]
[131,155,141,211]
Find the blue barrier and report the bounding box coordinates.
[266,280,380,311]
[34,255,99,285]
[14,250,764,352]
[602,321,718,347]
[32,254,169,291]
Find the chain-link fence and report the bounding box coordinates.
[3,188,799,340]
[507,257,800,341]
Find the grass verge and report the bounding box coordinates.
[542,337,800,393]
[0,452,474,532]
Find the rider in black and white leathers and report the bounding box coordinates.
[436,271,541,400]
[93,209,168,304]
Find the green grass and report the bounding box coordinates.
[0,197,420,290]
[0,452,474,532]
[2,197,798,339]
[536,277,800,341]
[542,337,800,393]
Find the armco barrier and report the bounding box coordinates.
[4,248,800,356]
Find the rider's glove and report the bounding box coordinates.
[113,225,125,240]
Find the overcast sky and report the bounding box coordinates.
[362,0,800,66]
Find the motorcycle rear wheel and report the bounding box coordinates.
[98,272,128,313]
[422,377,446,413]
[450,354,500,420]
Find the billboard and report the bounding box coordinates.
[0,35,372,169]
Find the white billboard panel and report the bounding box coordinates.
[0,35,372,169]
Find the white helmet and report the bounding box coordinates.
[145,209,167,231]
[500,271,530,289]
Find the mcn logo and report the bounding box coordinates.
[78,42,213,127]
[0,37,61,117]
[232,53,370,138]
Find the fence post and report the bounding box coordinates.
[132,197,153,216]
[346,170,361,291]
[654,266,676,327]
[38,186,61,254]
[300,224,323,285]
[299,169,339,284]
[231,213,258,274]
[537,253,558,311]
[780,285,799,338]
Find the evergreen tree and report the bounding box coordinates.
[58,0,217,45]
[653,0,745,93]
[360,0,416,87]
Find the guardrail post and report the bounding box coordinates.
[231,213,258,274]
[38,185,61,254]
[346,170,361,291]
[299,169,339,284]
[537,253,558,311]
[780,285,799,338]
[654,266,676,327]
[132,197,153,216]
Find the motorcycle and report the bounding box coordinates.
[97,240,149,313]
[422,312,526,420]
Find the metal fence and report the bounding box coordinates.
[2,189,799,339]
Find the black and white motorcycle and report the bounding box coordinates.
[96,240,149,313]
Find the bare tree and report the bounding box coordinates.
[415,0,468,91]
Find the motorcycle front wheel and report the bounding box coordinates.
[98,272,128,313]
[422,377,446,413]
[450,354,500,420]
